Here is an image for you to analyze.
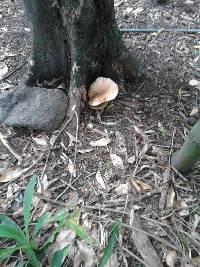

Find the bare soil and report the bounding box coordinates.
[0,0,199,266]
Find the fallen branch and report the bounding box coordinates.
[131,212,164,267]
[0,133,22,164]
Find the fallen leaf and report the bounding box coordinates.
[105,253,120,267]
[166,250,177,267]
[33,203,52,221]
[0,62,8,79]
[32,135,49,147]
[74,240,96,267]
[68,158,76,177]
[176,198,189,216]
[189,107,198,116]
[127,155,136,164]
[189,79,200,87]
[90,137,111,147]
[110,153,124,169]
[65,131,82,147]
[166,186,175,208]
[95,170,107,190]
[0,167,23,183]
[77,148,93,154]
[115,183,129,195]
[0,82,13,90]
[126,7,133,14]
[52,229,75,255]
[133,7,144,16]
[192,256,200,266]
[129,178,152,193]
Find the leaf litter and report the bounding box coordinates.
[0,0,200,266]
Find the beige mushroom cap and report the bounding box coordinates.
[88,77,119,107]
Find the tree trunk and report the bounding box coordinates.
[171,120,200,173]
[22,0,143,128]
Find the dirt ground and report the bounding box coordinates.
[0,0,199,266]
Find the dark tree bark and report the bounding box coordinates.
[22,0,143,128]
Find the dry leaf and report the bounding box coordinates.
[130,178,152,193]
[33,203,52,221]
[52,229,75,255]
[110,153,124,169]
[127,155,136,164]
[32,135,49,147]
[0,62,8,79]
[189,79,200,87]
[166,186,175,208]
[176,198,189,216]
[126,7,133,14]
[0,82,13,90]
[74,240,96,267]
[0,167,23,183]
[68,158,76,177]
[90,137,111,147]
[105,253,120,267]
[133,7,144,16]
[115,183,129,195]
[166,250,177,267]
[95,170,107,190]
[78,148,93,154]
[189,107,198,116]
[65,131,82,147]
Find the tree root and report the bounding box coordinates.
[67,85,87,131]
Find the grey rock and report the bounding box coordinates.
[0,86,68,131]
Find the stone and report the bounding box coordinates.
[0,86,68,131]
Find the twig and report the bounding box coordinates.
[0,60,27,81]
[159,167,171,209]
[40,112,74,179]
[118,242,151,267]
[0,133,22,164]
[131,188,161,203]
[83,205,129,216]
[130,212,164,267]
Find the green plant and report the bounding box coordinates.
[0,176,94,266]
[99,219,121,267]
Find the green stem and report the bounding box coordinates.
[171,120,200,173]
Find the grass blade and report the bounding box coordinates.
[0,246,20,261]
[50,245,71,267]
[98,220,121,267]
[67,209,94,245]
[33,212,51,237]
[23,176,36,241]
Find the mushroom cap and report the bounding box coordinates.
[89,101,108,110]
[88,77,119,107]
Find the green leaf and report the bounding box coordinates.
[16,261,26,267]
[67,210,94,245]
[23,176,36,240]
[50,245,71,267]
[0,246,20,261]
[98,220,121,267]
[33,212,52,237]
[40,218,66,250]
[0,215,26,239]
[50,249,64,267]
[0,225,26,243]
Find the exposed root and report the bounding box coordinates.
[67,85,87,131]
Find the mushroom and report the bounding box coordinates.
[88,77,119,109]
